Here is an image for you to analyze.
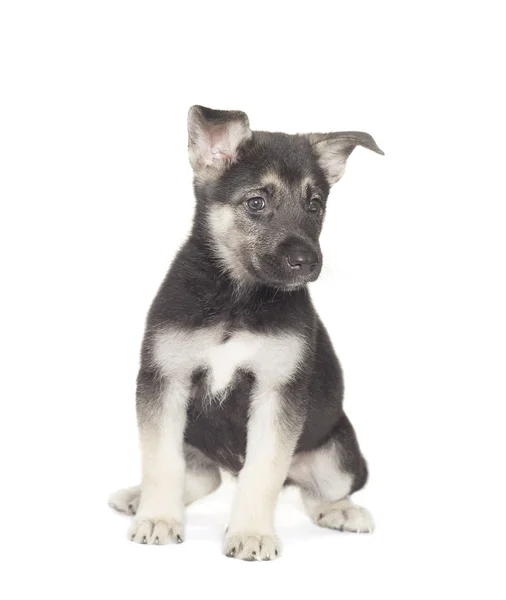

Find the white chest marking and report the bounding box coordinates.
[153,327,305,396]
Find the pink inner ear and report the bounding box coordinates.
[209,126,234,161]
[190,117,250,169]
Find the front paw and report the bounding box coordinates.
[128,518,184,545]
[224,531,281,561]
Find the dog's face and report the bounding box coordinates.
[188,106,383,290]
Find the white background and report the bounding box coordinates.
[1,1,505,598]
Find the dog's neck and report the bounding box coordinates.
[184,229,308,309]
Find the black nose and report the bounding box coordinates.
[286,246,319,276]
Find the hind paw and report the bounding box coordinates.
[108,486,141,516]
[316,501,374,533]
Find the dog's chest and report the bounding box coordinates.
[153,326,304,394]
[153,326,305,472]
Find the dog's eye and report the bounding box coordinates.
[247,197,266,212]
[308,197,323,212]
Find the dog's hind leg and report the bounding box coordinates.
[289,413,374,533]
[109,445,221,516]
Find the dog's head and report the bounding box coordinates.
[188,105,383,290]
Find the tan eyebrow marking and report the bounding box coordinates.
[260,171,317,198]
[260,170,287,190]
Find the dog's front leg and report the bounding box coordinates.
[128,370,189,545]
[225,388,301,561]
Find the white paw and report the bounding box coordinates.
[108,486,141,515]
[317,504,374,533]
[224,532,281,561]
[128,518,184,545]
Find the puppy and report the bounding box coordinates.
[109,106,384,560]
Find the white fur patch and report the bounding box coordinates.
[153,326,305,402]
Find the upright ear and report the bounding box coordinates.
[307,132,384,185]
[188,105,252,178]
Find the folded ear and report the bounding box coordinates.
[307,132,384,185]
[188,105,252,178]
